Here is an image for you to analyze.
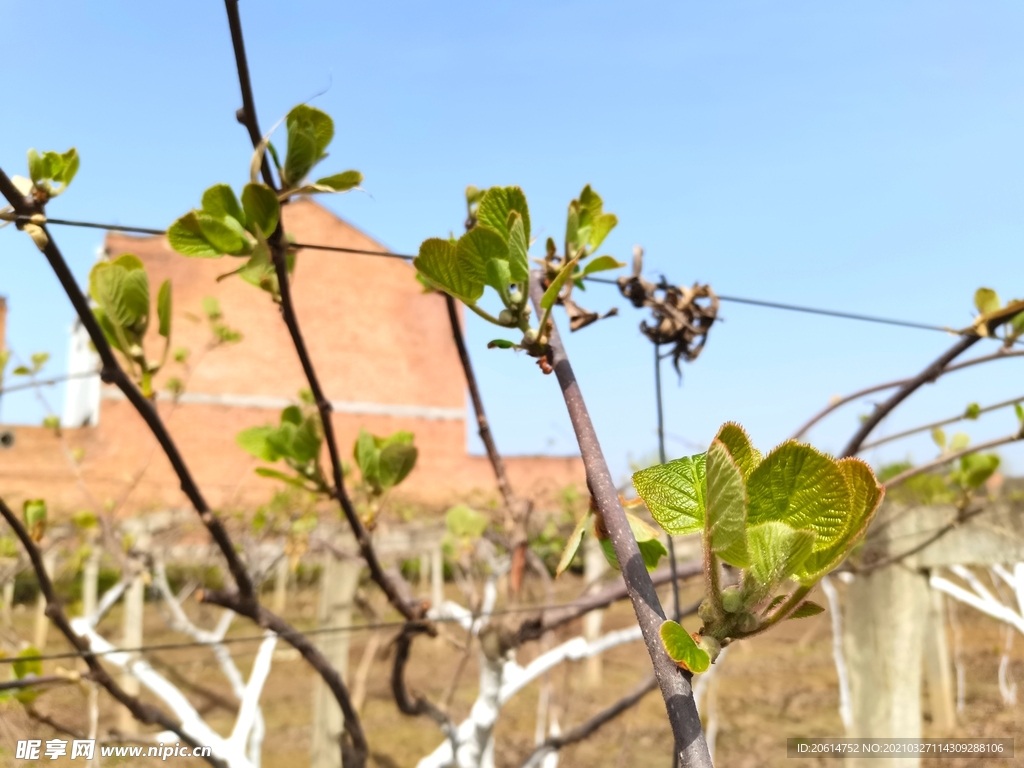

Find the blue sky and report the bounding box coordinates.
[2,0,1023,483]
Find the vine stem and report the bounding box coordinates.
[222,0,422,623]
[0,496,218,766]
[528,272,712,767]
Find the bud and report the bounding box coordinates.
[737,611,759,634]
[721,585,744,613]
[698,634,722,662]
[697,598,719,624]
[498,309,514,325]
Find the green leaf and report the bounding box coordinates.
[556,510,592,577]
[949,432,970,452]
[541,254,581,310]
[157,280,172,339]
[27,149,44,182]
[354,428,380,491]
[1011,311,1024,335]
[1016,403,1024,426]
[705,440,749,567]
[714,422,762,480]
[959,453,1000,489]
[13,646,43,679]
[796,458,883,583]
[745,441,849,550]
[30,352,50,373]
[241,183,280,236]
[659,620,710,674]
[22,500,47,542]
[744,522,816,600]
[237,426,281,462]
[378,442,418,490]
[487,339,516,349]
[446,504,489,538]
[254,467,312,489]
[964,403,981,420]
[506,212,530,284]
[288,105,334,156]
[565,203,580,254]
[289,417,322,464]
[974,287,1001,315]
[485,258,512,303]
[202,296,222,321]
[586,213,618,252]
[314,170,363,192]
[52,148,79,186]
[201,184,245,226]
[89,255,150,337]
[632,453,706,535]
[599,513,668,571]
[580,255,625,277]
[477,186,531,244]
[196,213,250,256]
[415,238,484,305]
[788,601,825,619]
[168,212,224,258]
[932,428,947,450]
[458,226,507,280]
[282,105,334,187]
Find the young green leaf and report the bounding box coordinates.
[796,457,883,584]
[354,428,380,490]
[541,254,581,310]
[459,226,508,278]
[580,255,626,277]
[659,620,710,674]
[931,428,947,450]
[974,287,1001,315]
[168,212,224,258]
[201,184,245,226]
[237,426,281,462]
[598,512,668,571]
[196,213,251,256]
[632,453,706,535]
[506,212,530,284]
[556,510,593,577]
[446,504,489,539]
[254,467,312,489]
[22,500,47,543]
[964,403,981,420]
[477,186,531,245]
[13,646,43,680]
[745,441,849,549]
[314,170,363,192]
[487,339,516,349]
[788,601,825,619]
[714,422,762,480]
[378,442,418,490]
[157,280,172,339]
[415,238,485,305]
[704,440,749,567]
[485,258,513,304]
[241,183,280,236]
[958,453,1000,489]
[949,432,970,452]
[283,105,334,187]
[744,522,816,600]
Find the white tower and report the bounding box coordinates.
[61,318,101,427]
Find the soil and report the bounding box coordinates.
[0,574,1020,767]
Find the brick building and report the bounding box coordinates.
[0,200,582,517]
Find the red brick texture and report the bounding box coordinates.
[0,201,583,517]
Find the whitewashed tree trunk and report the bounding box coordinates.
[120,574,145,734]
[844,565,926,768]
[922,588,956,731]
[310,554,361,768]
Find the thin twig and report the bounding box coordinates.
[528,271,711,768]
[882,431,1024,489]
[391,622,458,756]
[221,0,422,624]
[0,167,256,604]
[0,495,215,765]
[520,674,658,768]
[859,393,1024,451]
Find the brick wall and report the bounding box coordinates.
[0,201,583,517]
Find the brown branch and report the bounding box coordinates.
[882,430,1024,489]
[520,674,658,767]
[198,587,367,766]
[222,0,423,624]
[840,335,982,457]
[527,272,711,768]
[25,704,87,741]
[0,167,255,605]
[792,347,1024,444]
[515,561,703,646]
[444,293,533,593]
[0,495,218,766]
[859,393,1024,452]
[390,622,458,753]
